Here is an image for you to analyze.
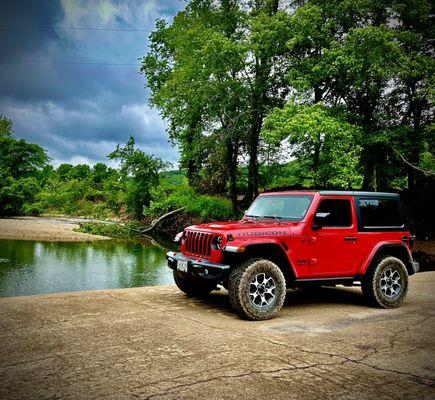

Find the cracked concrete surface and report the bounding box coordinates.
[0,273,434,399]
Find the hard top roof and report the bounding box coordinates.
[261,189,400,197]
[318,190,400,197]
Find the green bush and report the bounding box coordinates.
[22,202,44,216]
[144,185,234,221]
[77,222,142,239]
[187,194,233,220]
[0,176,40,215]
[30,171,125,218]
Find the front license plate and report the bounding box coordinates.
[177,260,188,272]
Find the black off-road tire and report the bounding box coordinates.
[173,271,216,297]
[361,256,409,308]
[228,258,286,321]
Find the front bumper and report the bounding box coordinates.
[166,251,230,281]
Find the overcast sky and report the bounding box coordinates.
[0,0,183,166]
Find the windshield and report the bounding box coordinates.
[246,195,313,221]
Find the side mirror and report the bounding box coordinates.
[312,212,330,230]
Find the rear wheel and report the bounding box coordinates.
[228,258,286,320]
[173,271,216,297]
[362,256,409,308]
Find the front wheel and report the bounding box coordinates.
[228,258,286,320]
[362,256,409,308]
[173,271,216,297]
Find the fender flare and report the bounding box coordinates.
[358,241,413,276]
[226,239,298,279]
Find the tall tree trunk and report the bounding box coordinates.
[359,98,378,191]
[312,86,323,187]
[407,165,415,192]
[246,105,261,201]
[185,112,201,186]
[185,130,196,184]
[220,0,239,213]
[408,87,423,192]
[225,132,239,214]
[246,0,279,201]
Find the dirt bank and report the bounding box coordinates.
[0,217,110,242]
[0,272,434,399]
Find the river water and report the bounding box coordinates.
[0,239,173,297]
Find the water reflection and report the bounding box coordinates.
[0,239,173,297]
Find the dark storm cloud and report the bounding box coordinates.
[0,0,182,165]
[0,0,66,58]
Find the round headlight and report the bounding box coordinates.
[216,236,223,249]
[174,231,183,243]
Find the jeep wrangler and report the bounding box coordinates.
[166,191,419,320]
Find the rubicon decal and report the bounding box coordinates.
[238,231,287,237]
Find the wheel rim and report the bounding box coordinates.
[380,267,402,299]
[248,273,276,308]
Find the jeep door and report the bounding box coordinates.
[310,196,365,277]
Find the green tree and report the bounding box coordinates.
[142,0,293,210]
[92,163,109,186]
[386,0,434,191]
[56,164,73,181]
[0,177,40,216]
[263,102,363,187]
[0,116,48,215]
[0,115,13,138]
[69,164,91,181]
[0,133,48,180]
[108,136,167,219]
[322,25,403,190]
[284,0,433,191]
[142,0,245,210]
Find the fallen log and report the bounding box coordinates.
[141,207,187,233]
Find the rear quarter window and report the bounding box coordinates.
[357,198,405,228]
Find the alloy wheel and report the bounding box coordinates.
[380,267,402,299]
[248,273,276,308]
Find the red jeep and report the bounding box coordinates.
[167,190,419,320]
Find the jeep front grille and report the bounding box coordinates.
[184,231,213,258]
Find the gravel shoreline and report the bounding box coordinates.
[0,217,110,242]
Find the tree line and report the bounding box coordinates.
[0,121,159,219]
[142,0,434,214]
[0,119,233,224]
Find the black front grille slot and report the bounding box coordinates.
[185,231,213,258]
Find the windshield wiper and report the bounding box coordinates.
[245,214,260,221]
[263,215,282,224]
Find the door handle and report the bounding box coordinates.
[344,236,357,242]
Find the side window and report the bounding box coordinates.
[316,199,352,227]
[358,198,404,227]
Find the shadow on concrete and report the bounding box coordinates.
[284,286,366,308]
[199,285,368,314]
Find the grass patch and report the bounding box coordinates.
[76,222,142,239]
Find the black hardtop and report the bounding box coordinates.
[319,190,400,198]
[263,186,400,198]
